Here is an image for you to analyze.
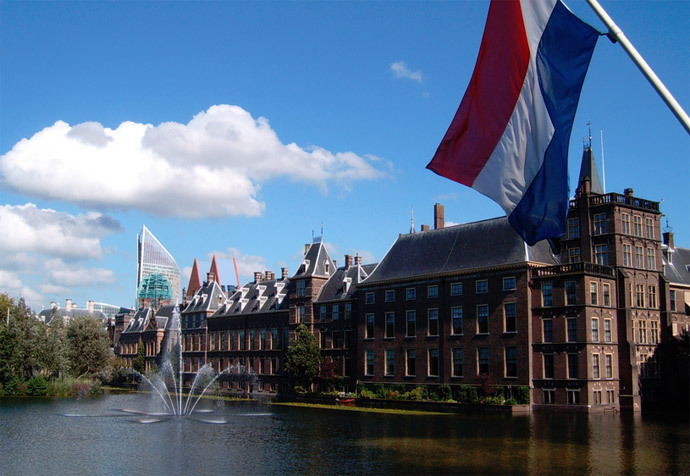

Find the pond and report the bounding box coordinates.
[0,393,687,475]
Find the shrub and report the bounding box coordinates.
[294,385,307,394]
[3,376,26,396]
[359,388,375,399]
[482,395,505,405]
[436,385,452,401]
[26,375,49,396]
[506,397,518,405]
[515,386,530,404]
[406,386,428,401]
[373,384,387,399]
[457,385,478,404]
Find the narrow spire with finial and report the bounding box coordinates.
[410,206,416,234]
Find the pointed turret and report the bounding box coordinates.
[577,138,604,195]
[186,258,202,299]
[209,255,221,286]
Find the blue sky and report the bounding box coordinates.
[1,0,688,311]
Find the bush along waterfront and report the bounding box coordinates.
[354,382,530,406]
[0,293,115,397]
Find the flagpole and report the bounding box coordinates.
[585,0,690,134]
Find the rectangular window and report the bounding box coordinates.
[567,353,579,379]
[591,318,599,342]
[476,280,488,293]
[284,329,290,350]
[593,354,600,379]
[621,213,630,234]
[623,244,632,267]
[428,349,439,377]
[543,354,554,379]
[296,280,306,297]
[543,318,553,343]
[637,320,648,344]
[650,320,659,345]
[605,354,613,379]
[645,218,654,239]
[569,247,581,263]
[634,216,642,236]
[604,319,612,343]
[565,281,577,305]
[365,314,375,339]
[635,246,644,268]
[298,305,306,323]
[648,285,657,308]
[365,292,375,304]
[344,302,352,319]
[320,331,328,349]
[594,213,607,235]
[568,217,580,239]
[406,310,416,337]
[505,347,517,378]
[567,389,580,405]
[452,306,463,335]
[607,389,615,403]
[590,281,598,305]
[503,276,516,291]
[452,348,464,377]
[451,282,463,296]
[595,245,609,265]
[260,330,266,350]
[603,283,611,307]
[239,330,246,351]
[567,318,578,342]
[477,304,489,334]
[593,390,602,405]
[544,389,556,404]
[385,312,395,338]
[542,283,553,307]
[250,330,256,350]
[670,290,676,311]
[635,284,645,307]
[428,309,439,336]
[406,349,416,376]
[478,347,490,375]
[646,248,656,271]
[385,349,395,376]
[427,285,438,298]
[365,350,374,376]
[385,290,395,302]
[406,288,416,300]
[230,330,236,351]
[504,303,517,333]
[320,305,327,321]
[332,304,340,320]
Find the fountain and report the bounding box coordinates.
[124,305,259,420]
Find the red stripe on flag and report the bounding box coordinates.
[427,0,531,186]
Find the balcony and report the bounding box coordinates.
[569,192,660,212]
[532,262,614,278]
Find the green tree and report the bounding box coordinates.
[65,315,111,378]
[132,343,146,374]
[284,324,322,390]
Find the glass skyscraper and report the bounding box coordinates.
[136,225,180,307]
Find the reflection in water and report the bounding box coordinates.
[0,395,687,475]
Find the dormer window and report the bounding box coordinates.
[325,262,330,275]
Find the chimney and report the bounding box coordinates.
[624,187,634,197]
[207,272,216,283]
[65,299,72,310]
[281,267,289,280]
[355,255,362,266]
[254,271,263,283]
[345,254,353,269]
[434,203,445,229]
[421,224,430,232]
[50,301,56,309]
[663,231,675,249]
[265,271,275,281]
[304,244,311,256]
[87,300,94,312]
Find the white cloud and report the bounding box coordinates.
[211,248,268,284]
[390,61,423,83]
[44,258,116,287]
[1,105,390,218]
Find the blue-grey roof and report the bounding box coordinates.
[364,216,557,285]
[213,278,289,316]
[182,280,226,314]
[664,246,690,287]
[292,239,335,279]
[317,262,374,302]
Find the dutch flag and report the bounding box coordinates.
[427,0,599,245]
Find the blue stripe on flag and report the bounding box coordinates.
[509,0,598,245]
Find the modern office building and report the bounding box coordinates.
[136,225,181,308]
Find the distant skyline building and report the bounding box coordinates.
[136,225,180,308]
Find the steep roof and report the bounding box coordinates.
[209,255,221,287]
[664,245,690,287]
[317,262,374,302]
[292,239,335,279]
[213,277,289,316]
[186,258,202,298]
[181,280,226,314]
[364,216,557,285]
[40,308,107,325]
[577,145,604,194]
